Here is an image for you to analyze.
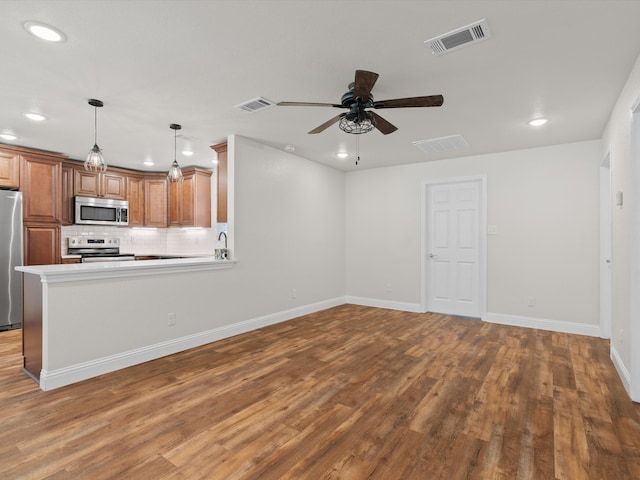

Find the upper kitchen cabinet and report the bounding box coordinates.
[21,153,63,224]
[144,175,168,227]
[168,167,212,227]
[126,174,145,227]
[60,161,75,225]
[211,142,227,223]
[74,168,126,200]
[0,147,20,188]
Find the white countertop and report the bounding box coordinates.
[17,256,235,283]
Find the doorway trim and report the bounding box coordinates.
[421,175,487,318]
[600,149,612,339]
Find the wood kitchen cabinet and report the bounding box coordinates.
[21,152,64,266]
[144,175,168,227]
[0,148,20,188]
[21,153,62,224]
[211,142,227,223]
[24,224,60,266]
[126,174,145,227]
[168,167,212,227]
[60,162,75,225]
[74,168,126,200]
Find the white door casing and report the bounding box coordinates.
[422,176,486,318]
[600,151,612,339]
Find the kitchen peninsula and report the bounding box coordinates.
[18,257,236,390]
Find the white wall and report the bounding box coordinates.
[44,135,346,378]
[601,52,640,400]
[346,140,601,329]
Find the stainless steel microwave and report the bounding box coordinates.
[74,196,129,226]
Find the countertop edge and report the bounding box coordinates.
[17,257,236,283]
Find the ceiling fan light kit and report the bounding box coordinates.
[84,98,107,172]
[277,69,444,136]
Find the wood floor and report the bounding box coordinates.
[1,305,640,479]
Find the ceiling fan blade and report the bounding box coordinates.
[373,95,444,109]
[308,114,344,134]
[370,112,398,135]
[278,101,342,107]
[353,70,379,102]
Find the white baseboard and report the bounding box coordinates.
[484,312,601,337]
[610,344,632,398]
[39,296,346,391]
[345,296,422,313]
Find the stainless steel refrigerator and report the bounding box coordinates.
[0,189,22,331]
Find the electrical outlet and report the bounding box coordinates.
[528,297,535,307]
[386,283,392,293]
[292,288,297,299]
[168,312,176,326]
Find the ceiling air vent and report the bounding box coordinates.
[425,19,491,56]
[413,134,469,154]
[235,97,275,113]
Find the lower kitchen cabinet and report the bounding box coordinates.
[24,224,60,266]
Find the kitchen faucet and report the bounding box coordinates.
[217,231,227,248]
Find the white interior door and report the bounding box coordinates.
[426,180,481,317]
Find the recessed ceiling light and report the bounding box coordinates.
[284,144,295,153]
[0,133,18,141]
[528,117,548,127]
[23,21,67,42]
[143,161,155,166]
[212,159,219,165]
[336,152,349,158]
[181,150,194,156]
[23,112,47,122]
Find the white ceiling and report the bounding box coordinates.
[2,1,640,172]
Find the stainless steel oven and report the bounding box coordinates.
[67,236,135,262]
[74,196,129,226]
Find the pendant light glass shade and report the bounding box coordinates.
[167,123,183,182]
[85,99,107,172]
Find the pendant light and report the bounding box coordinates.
[167,123,183,182]
[85,99,107,172]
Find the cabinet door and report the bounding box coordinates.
[102,172,126,199]
[167,168,212,227]
[184,169,212,227]
[74,169,100,197]
[21,154,61,223]
[167,180,183,226]
[212,142,227,223]
[0,149,20,188]
[61,163,74,225]
[144,176,167,227]
[24,224,60,266]
[126,175,145,227]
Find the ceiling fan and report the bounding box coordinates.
[277,70,444,135]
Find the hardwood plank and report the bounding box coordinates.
[1,305,639,479]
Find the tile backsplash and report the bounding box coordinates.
[61,225,228,256]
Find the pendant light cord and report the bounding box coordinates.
[94,105,98,145]
[356,134,360,166]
